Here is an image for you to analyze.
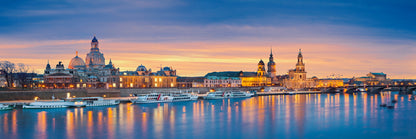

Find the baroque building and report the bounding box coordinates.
[44,36,119,88]
[284,49,316,89]
[267,49,276,78]
[118,65,177,88]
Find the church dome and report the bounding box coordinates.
[86,36,105,68]
[136,64,147,71]
[258,60,265,65]
[163,66,171,71]
[68,51,86,69]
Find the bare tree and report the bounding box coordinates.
[16,63,32,88]
[0,61,16,87]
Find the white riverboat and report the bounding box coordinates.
[22,101,86,109]
[0,104,14,110]
[130,93,198,103]
[65,97,120,106]
[205,91,254,100]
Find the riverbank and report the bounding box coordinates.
[0,87,263,101]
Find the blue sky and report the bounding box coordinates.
[1,0,416,78]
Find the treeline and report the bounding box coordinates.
[0,61,35,88]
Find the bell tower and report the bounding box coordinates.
[267,48,277,78]
[257,60,266,76]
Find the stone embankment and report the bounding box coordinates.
[0,87,263,101]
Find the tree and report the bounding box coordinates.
[16,63,32,88]
[0,61,16,87]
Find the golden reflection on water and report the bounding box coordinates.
[2,93,413,139]
[66,110,74,139]
[87,111,93,138]
[3,113,7,133]
[37,111,47,139]
[12,110,16,135]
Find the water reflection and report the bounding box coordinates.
[1,93,416,139]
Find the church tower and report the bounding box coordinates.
[296,49,305,72]
[257,60,266,76]
[267,48,276,78]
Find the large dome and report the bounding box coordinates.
[86,51,105,67]
[86,36,105,68]
[68,52,86,69]
[136,64,147,71]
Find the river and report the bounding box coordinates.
[1,93,416,139]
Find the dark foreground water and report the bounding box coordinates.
[1,93,416,139]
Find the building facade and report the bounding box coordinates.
[118,65,177,88]
[43,36,120,89]
[284,49,316,89]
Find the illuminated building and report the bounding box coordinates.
[43,61,74,88]
[284,49,316,89]
[352,72,389,86]
[204,76,241,87]
[118,65,177,88]
[204,70,271,87]
[43,36,120,89]
[177,77,205,88]
[315,78,344,88]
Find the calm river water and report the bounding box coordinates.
[1,93,416,139]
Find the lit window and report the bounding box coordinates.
[120,78,123,82]
[120,83,123,87]
[155,83,158,87]
[130,83,133,88]
[154,78,157,82]
[113,83,116,87]
[159,78,162,82]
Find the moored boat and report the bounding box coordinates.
[205,91,254,100]
[64,97,120,106]
[22,101,86,109]
[130,93,198,103]
[0,104,14,110]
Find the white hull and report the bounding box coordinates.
[23,101,86,109]
[130,93,198,104]
[205,95,252,100]
[0,105,13,110]
[205,91,254,100]
[85,100,120,106]
[65,97,120,107]
[131,98,197,104]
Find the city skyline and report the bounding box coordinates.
[1,0,415,79]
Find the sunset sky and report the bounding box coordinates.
[1,0,416,79]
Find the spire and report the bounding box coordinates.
[109,58,112,64]
[76,51,78,57]
[270,47,273,56]
[92,35,98,42]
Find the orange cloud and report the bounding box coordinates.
[1,39,415,79]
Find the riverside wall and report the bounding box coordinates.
[120,87,262,97]
[0,87,263,101]
[0,89,120,101]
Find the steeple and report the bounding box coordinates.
[91,35,99,50]
[109,59,112,65]
[46,60,51,70]
[297,49,303,63]
[267,48,277,78]
[76,51,78,57]
[296,48,305,72]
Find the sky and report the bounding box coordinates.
[0,0,416,79]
